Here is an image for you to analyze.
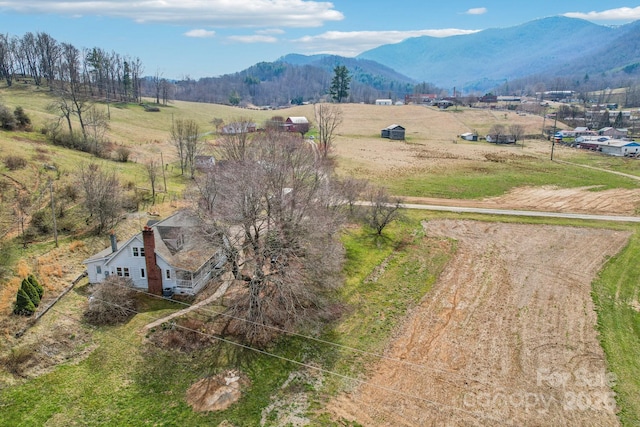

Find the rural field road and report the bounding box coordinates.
[399,202,640,223]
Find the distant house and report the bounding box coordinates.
[460,132,478,141]
[194,155,215,171]
[598,127,627,138]
[83,211,226,296]
[284,116,310,133]
[375,99,393,106]
[600,140,640,157]
[404,94,437,104]
[221,122,257,134]
[434,100,454,109]
[381,124,405,140]
[486,134,516,144]
[479,94,498,103]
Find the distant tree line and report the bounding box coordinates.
[159,61,423,107]
[0,32,144,102]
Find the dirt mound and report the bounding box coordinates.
[186,370,250,412]
[328,219,628,426]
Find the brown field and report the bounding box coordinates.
[330,104,550,174]
[330,219,629,426]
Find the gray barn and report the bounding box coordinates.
[381,124,405,140]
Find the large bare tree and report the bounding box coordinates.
[192,131,346,347]
[313,103,343,159]
[78,162,122,234]
[170,118,199,176]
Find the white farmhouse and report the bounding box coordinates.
[83,210,226,296]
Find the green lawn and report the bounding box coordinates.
[382,157,640,199]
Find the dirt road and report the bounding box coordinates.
[329,220,629,426]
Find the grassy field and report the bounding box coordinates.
[591,229,640,427]
[2,83,640,425]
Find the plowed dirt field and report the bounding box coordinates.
[329,219,630,426]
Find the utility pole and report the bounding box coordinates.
[551,107,559,161]
[49,180,58,248]
[160,151,168,193]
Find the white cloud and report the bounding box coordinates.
[293,29,481,57]
[0,0,344,28]
[564,6,640,22]
[227,34,279,43]
[184,29,216,38]
[465,7,487,15]
[256,29,286,35]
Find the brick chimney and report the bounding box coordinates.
[109,231,118,253]
[142,226,163,295]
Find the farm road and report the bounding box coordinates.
[399,202,640,222]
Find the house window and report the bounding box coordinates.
[140,268,145,278]
[132,247,139,257]
[96,266,102,275]
[116,267,130,277]
[140,247,145,256]
[166,269,171,280]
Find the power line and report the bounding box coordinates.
[45,307,443,426]
[102,280,539,395]
[72,297,514,426]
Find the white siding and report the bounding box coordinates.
[105,236,148,288]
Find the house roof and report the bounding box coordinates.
[602,140,640,148]
[286,116,309,124]
[83,210,221,272]
[383,124,405,130]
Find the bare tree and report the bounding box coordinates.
[214,117,255,162]
[509,124,525,145]
[314,103,343,159]
[488,124,506,142]
[85,106,110,155]
[184,122,201,179]
[84,276,137,325]
[192,131,345,347]
[361,186,404,236]
[145,158,159,203]
[78,162,122,234]
[170,118,199,176]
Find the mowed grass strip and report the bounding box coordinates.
[591,227,640,426]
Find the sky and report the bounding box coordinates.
[1,1,640,79]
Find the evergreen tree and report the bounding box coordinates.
[28,274,44,298]
[21,278,40,307]
[329,65,351,103]
[14,287,36,316]
[614,111,624,128]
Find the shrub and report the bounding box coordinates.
[115,146,131,162]
[13,287,36,316]
[84,276,137,325]
[21,278,40,307]
[3,155,27,170]
[0,105,16,130]
[29,209,50,234]
[13,106,31,130]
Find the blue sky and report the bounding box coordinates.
[1,1,640,79]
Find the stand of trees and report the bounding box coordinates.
[191,130,348,347]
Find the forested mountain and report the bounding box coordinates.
[357,17,640,93]
[170,56,418,107]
